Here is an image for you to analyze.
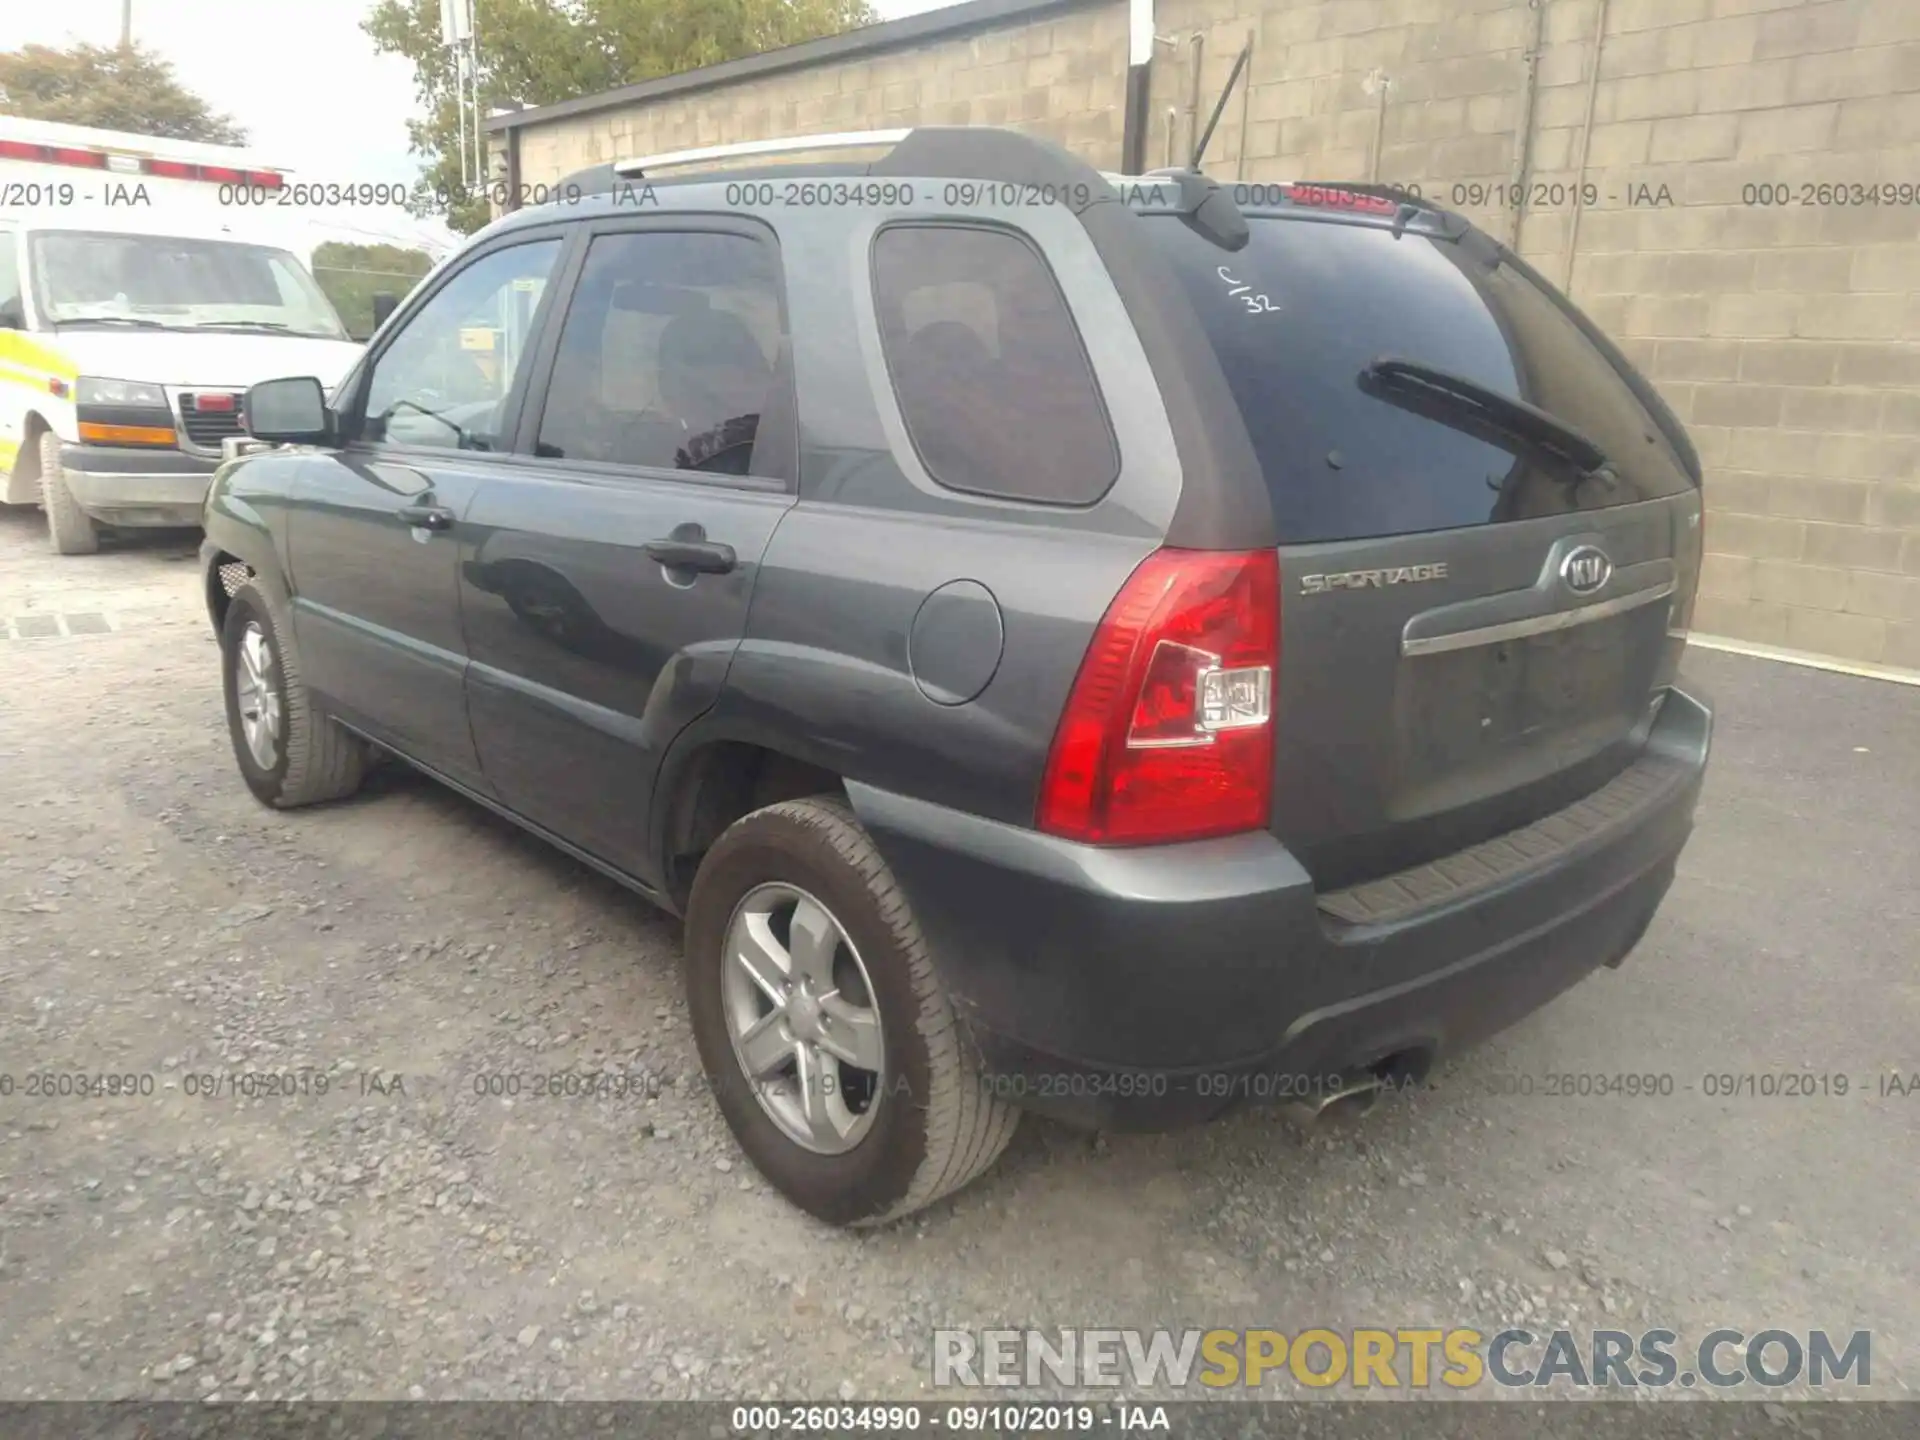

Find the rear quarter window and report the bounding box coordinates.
[872,223,1119,505]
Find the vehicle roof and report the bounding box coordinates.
[469,160,1461,248]
[464,121,1464,247]
[0,114,289,171]
[6,210,312,248]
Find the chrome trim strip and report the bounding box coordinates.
[1401,582,1676,657]
[164,385,244,459]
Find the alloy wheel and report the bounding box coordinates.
[720,882,887,1154]
[234,621,284,771]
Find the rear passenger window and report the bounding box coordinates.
[872,225,1118,505]
[534,231,785,478]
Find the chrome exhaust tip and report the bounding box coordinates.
[1281,1072,1385,1128]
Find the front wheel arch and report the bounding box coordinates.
[6,413,52,504]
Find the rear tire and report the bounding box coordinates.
[39,432,98,556]
[684,796,1018,1226]
[220,581,367,808]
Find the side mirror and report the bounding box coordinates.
[245,376,331,445]
[0,298,24,330]
[371,292,400,329]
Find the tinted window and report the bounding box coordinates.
[535,231,784,478]
[873,225,1118,505]
[364,239,560,451]
[1145,216,1693,544]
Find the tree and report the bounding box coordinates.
[366,0,877,234]
[0,42,247,144]
[311,242,438,341]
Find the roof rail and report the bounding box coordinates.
[612,129,912,178]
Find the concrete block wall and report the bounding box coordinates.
[503,0,1920,669]
[513,3,1129,186]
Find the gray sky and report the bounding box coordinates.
[16,0,954,206]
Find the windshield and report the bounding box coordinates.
[1144,214,1694,544]
[28,230,349,340]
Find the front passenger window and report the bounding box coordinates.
[362,239,560,451]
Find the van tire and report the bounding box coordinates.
[40,432,99,556]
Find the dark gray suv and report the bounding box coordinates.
[201,126,1711,1226]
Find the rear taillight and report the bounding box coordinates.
[1038,549,1278,846]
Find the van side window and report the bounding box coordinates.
[0,232,22,326]
[871,224,1119,505]
[533,231,786,479]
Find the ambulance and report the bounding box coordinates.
[1,117,365,554]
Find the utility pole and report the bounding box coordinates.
[120,0,132,49]
[440,0,482,196]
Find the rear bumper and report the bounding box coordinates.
[849,685,1711,1131]
[59,444,217,527]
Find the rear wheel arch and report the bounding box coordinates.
[656,737,847,912]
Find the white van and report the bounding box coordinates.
[1,120,365,553]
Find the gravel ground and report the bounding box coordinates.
[1,510,1916,1408]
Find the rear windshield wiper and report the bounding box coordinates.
[1359,356,1610,476]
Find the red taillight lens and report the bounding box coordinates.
[1038,548,1279,846]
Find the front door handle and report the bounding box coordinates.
[642,538,737,574]
[398,503,455,531]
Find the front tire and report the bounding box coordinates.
[39,431,99,556]
[684,796,1019,1226]
[220,582,367,808]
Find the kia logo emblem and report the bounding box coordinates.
[1561,545,1613,596]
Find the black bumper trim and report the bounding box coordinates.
[1318,748,1694,926]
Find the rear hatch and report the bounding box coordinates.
[1142,195,1703,891]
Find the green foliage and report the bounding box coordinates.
[365,0,879,234]
[0,42,247,143]
[312,242,437,341]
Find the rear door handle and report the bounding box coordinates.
[397,503,455,531]
[642,538,737,574]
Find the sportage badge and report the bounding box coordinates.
[1299,562,1448,594]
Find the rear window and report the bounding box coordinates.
[872,224,1119,505]
[1145,216,1693,544]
